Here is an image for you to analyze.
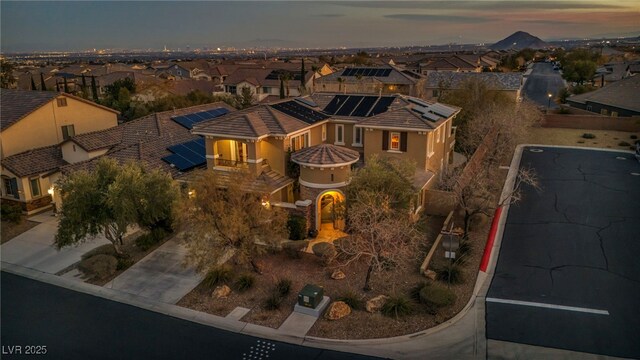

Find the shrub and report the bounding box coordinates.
[458,241,472,256]
[582,133,596,139]
[275,278,292,296]
[381,295,414,318]
[436,264,464,284]
[287,215,307,240]
[135,228,168,251]
[419,284,456,313]
[264,292,283,310]
[82,244,117,260]
[78,254,118,280]
[618,141,631,147]
[556,107,571,114]
[1,203,22,224]
[409,282,429,302]
[336,291,365,310]
[116,257,134,271]
[203,266,233,289]
[631,135,638,140]
[233,274,255,292]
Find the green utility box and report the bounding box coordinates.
[297,284,324,309]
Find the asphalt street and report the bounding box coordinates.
[522,62,565,109]
[486,147,640,358]
[1,272,382,360]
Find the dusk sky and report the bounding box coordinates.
[2,1,639,52]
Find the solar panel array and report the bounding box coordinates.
[265,70,303,81]
[271,101,330,124]
[323,95,395,117]
[294,97,319,108]
[161,137,206,172]
[341,68,392,77]
[171,108,230,129]
[408,98,457,120]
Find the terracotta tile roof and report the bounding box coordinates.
[356,96,460,131]
[317,66,416,85]
[425,72,523,91]
[2,145,68,178]
[0,89,58,130]
[206,169,294,194]
[61,102,235,178]
[290,144,360,166]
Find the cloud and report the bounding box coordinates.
[384,14,494,24]
[331,1,625,11]
[520,19,580,26]
[314,14,345,18]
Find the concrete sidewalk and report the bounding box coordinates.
[1,211,110,274]
[103,237,202,304]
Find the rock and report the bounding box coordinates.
[331,270,346,280]
[425,269,437,281]
[366,295,389,313]
[212,285,231,298]
[325,301,351,320]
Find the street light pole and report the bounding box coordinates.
[547,93,552,113]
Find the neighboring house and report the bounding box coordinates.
[223,67,314,101]
[315,66,422,96]
[566,74,640,117]
[419,55,482,74]
[593,62,634,87]
[424,72,524,101]
[165,60,214,80]
[192,94,459,233]
[1,89,119,213]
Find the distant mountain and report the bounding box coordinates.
[491,31,550,50]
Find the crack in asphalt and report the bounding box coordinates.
[523,263,640,285]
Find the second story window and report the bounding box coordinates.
[57,98,68,107]
[335,124,344,145]
[290,131,310,151]
[263,87,269,94]
[353,127,363,146]
[382,130,407,152]
[390,132,400,151]
[62,125,75,141]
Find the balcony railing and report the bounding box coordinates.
[215,158,249,168]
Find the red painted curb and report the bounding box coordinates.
[479,206,503,272]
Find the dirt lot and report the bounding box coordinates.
[526,127,639,150]
[178,215,492,339]
[1,220,39,244]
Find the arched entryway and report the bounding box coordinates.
[315,189,345,233]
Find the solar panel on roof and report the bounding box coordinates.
[407,98,431,108]
[381,69,392,77]
[162,154,196,172]
[323,95,348,115]
[342,68,352,76]
[171,107,229,129]
[429,103,456,118]
[294,97,319,108]
[370,96,395,116]
[365,69,376,76]
[336,96,364,116]
[184,139,205,154]
[422,112,441,122]
[164,138,207,171]
[271,101,329,124]
[351,96,379,117]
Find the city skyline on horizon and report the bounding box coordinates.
[1,1,639,53]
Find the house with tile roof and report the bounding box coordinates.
[314,66,423,96]
[1,89,119,213]
[424,72,524,101]
[566,74,640,117]
[192,94,459,233]
[222,67,315,102]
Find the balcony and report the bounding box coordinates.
[214,158,249,168]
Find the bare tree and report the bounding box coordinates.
[176,170,288,273]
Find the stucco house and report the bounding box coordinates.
[1,89,119,213]
[192,94,459,234]
[423,72,524,101]
[315,66,422,96]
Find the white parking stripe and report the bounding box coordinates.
[486,297,610,315]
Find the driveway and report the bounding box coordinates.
[103,237,202,304]
[1,211,109,274]
[522,62,565,109]
[487,147,640,358]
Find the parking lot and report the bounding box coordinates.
[486,146,640,358]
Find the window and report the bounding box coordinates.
[290,131,310,151]
[586,105,593,111]
[56,98,67,107]
[353,127,363,146]
[29,177,41,198]
[390,132,401,151]
[335,124,344,145]
[3,177,19,199]
[62,125,75,140]
[227,85,237,94]
[322,124,327,141]
[611,111,618,117]
[601,109,608,115]
[263,87,269,94]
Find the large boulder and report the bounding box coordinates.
[212,285,231,299]
[366,295,389,313]
[325,301,351,320]
[331,269,346,280]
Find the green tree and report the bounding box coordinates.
[176,170,288,273]
[63,77,69,93]
[40,73,47,91]
[238,86,255,109]
[279,77,285,99]
[31,76,37,91]
[91,75,99,101]
[0,60,16,88]
[55,158,177,255]
[300,58,306,88]
[81,74,88,98]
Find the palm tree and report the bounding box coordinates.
[281,71,292,97]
